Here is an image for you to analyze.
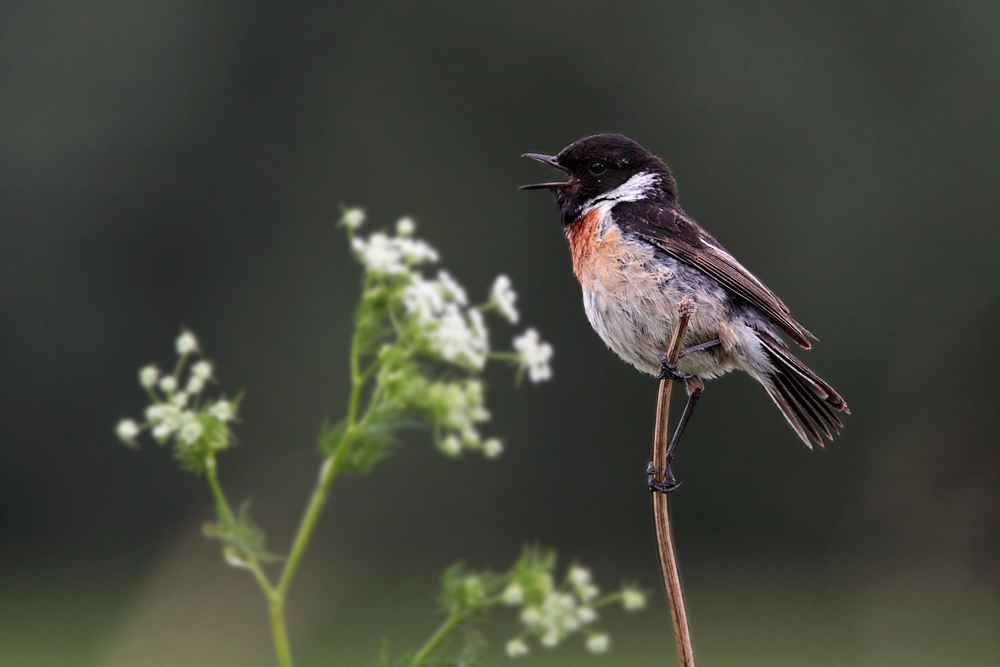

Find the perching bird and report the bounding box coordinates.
[522,134,848,491]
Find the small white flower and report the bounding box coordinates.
[513,329,553,382]
[404,276,444,323]
[145,404,166,422]
[536,591,579,636]
[116,419,139,443]
[158,376,177,393]
[576,606,598,624]
[622,587,646,611]
[352,233,405,275]
[577,583,599,602]
[191,360,213,380]
[490,275,519,324]
[482,438,503,458]
[139,365,159,389]
[210,399,234,423]
[434,304,487,368]
[152,422,175,441]
[540,629,560,648]
[341,207,366,230]
[502,583,525,606]
[520,607,542,625]
[352,233,439,275]
[568,566,592,588]
[397,237,439,265]
[459,425,482,448]
[434,381,490,446]
[186,375,205,394]
[436,270,468,305]
[465,309,489,366]
[586,633,610,654]
[438,434,462,457]
[505,638,529,658]
[179,414,203,445]
[395,216,415,236]
[171,391,189,408]
[176,331,199,355]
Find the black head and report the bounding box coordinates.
[522,134,677,225]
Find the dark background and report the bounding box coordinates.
[2,1,998,665]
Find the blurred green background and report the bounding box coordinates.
[2,1,998,665]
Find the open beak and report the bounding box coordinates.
[520,153,573,190]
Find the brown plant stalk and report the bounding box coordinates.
[651,297,697,667]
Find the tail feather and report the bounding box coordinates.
[771,379,823,446]
[783,370,839,439]
[757,331,849,449]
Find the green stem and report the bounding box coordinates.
[411,611,470,666]
[276,454,339,599]
[346,277,373,423]
[269,599,294,667]
[203,456,276,600]
[230,274,383,666]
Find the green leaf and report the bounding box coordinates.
[509,544,559,603]
[338,420,399,475]
[203,501,281,564]
[438,563,502,616]
[355,283,400,354]
[172,442,203,474]
[318,418,347,456]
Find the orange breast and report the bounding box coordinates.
[566,208,628,290]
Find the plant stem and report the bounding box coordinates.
[203,456,277,600]
[276,454,339,599]
[269,599,294,667]
[651,298,697,667]
[208,277,388,666]
[411,611,469,666]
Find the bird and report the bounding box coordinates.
[521,133,849,491]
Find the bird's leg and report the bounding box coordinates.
[677,338,721,359]
[648,376,705,494]
[656,339,720,381]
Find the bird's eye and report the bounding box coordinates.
[589,162,606,175]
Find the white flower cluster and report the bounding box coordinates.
[351,231,440,276]
[349,216,496,372]
[513,329,554,383]
[116,331,235,451]
[502,564,644,658]
[344,213,555,460]
[428,380,502,458]
[490,275,519,324]
[351,215,554,381]
[404,270,488,370]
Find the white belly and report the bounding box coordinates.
[568,207,771,380]
[581,256,741,378]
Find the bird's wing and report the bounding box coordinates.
[617,201,816,348]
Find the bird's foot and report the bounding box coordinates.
[646,461,682,494]
[657,355,692,382]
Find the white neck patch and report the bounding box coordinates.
[583,171,659,210]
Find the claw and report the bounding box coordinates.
[646,461,682,494]
[657,356,691,382]
[649,478,683,494]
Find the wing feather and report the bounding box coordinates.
[617,202,816,348]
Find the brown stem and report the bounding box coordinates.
[651,297,697,667]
